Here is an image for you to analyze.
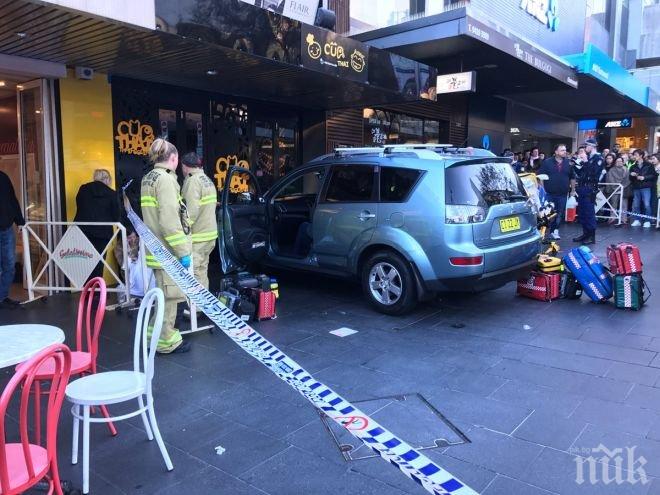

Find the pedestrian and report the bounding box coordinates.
[73,169,120,280]
[140,138,192,354]
[570,139,602,245]
[539,152,546,162]
[181,152,217,293]
[650,153,660,228]
[629,149,657,228]
[0,170,24,309]
[504,150,525,173]
[530,147,541,170]
[605,156,629,225]
[538,143,571,240]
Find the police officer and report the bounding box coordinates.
[181,152,217,292]
[570,138,603,245]
[141,138,192,354]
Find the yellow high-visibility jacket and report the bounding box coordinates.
[140,163,191,268]
[182,168,218,244]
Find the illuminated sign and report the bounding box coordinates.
[520,0,559,31]
[597,118,633,129]
[436,71,476,94]
[510,127,521,133]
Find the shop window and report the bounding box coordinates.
[324,165,376,203]
[211,101,251,192]
[380,167,422,202]
[363,107,443,145]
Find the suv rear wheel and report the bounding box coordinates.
[362,251,417,315]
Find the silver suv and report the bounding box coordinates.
[219,145,541,315]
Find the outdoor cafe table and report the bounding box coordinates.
[0,324,65,368]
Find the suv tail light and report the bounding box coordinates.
[450,256,483,266]
[445,205,485,224]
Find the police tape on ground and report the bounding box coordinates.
[125,202,477,495]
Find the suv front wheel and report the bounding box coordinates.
[362,251,417,315]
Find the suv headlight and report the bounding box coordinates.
[445,205,486,224]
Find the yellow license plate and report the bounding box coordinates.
[500,216,521,233]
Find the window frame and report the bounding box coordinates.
[319,163,379,204]
[378,166,425,204]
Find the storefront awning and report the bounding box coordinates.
[510,44,659,119]
[353,7,579,95]
[1,0,438,110]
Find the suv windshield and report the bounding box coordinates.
[445,161,526,207]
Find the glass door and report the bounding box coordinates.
[17,79,61,289]
[253,116,299,190]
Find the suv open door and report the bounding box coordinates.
[219,166,269,273]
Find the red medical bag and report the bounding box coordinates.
[517,271,560,301]
[252,289,277,320]
[607,243,643,275]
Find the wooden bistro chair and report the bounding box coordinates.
[0,344,72,495]
[19,277,117,445]
[65,287,173,494]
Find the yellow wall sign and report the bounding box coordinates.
[214,155,250,192]
[115,119,155,155]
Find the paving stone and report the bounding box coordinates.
[426,389,534,434]
[442,427,543,480]
[570,398,660,437]
[520,447,654,495]
[241,446,409,495]
[573,424,660,478]
[626,384,660,412]
[512,410,587,451]
[482,475,558,495]
[490,380,583,418]
[522,347,613,376]
[605,362,660,387]
[159,466,267,495]
[529,335,656,366]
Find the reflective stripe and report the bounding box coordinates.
[191,231,218,242]
[199,195,217,205]
[145,255,161,267]
[164,232,186,242]
[168,238,189,247]
[140,195,159,207]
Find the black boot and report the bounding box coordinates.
[583,231,596,245]
[573,232,588,242]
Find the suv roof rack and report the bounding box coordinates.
[333,144,495,160]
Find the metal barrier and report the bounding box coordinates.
[21,221,130,306]
[595,183,624,225]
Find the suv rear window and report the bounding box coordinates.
[445,161,526,207]
[380,167,422,202]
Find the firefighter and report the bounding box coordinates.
[181,152,218,293]
[570,138,602,245]
[140,138,191,354]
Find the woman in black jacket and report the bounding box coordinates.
[73,169,120,278]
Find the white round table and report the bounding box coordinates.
[0,324,66,368]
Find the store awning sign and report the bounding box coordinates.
[301,25,368,83]
[466,16,577,88]
[238,0,318,25]
[436,71,476,94]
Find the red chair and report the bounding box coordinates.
[0,344,72,495]
[19,277,117,444]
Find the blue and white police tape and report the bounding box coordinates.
[600,207,658,223]
[124,201,477,495]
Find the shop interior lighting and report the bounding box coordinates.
[16,84,23,90]
[206,69,218,76]
[15,32,27,38]
[0,81,5,87]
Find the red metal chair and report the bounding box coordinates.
[19,277,117,444]
[0,343,72,495]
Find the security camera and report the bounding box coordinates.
[75,67,94,80]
